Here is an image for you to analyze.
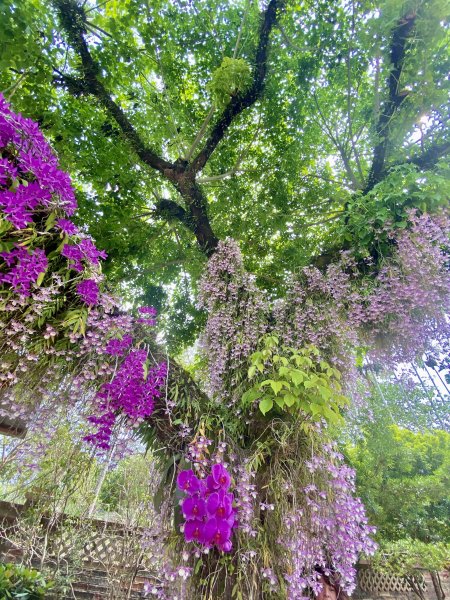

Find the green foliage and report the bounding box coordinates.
[99,454,154,516]
[339,164,450,259]
[1,425,97,512]
[207,57,252,108]
[372,539,450,577]
[242,335,348,424]
[1,0,448,352]
[346,425,450,544]
[0,563,52,599]
[345,375,448,435]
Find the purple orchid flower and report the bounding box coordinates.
[56,218,79,236]
[207,463,231,492]
[182,496,207,521]
[184,520,207,544]
[206,489,233,520]
[76,279,99,306]
[177,469,201,494]
[204,517,232,552]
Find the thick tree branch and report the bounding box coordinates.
[53,0,174,175]
[170,175,219,256]
[403,141,450,169]
[190,0,286,173]
[364,12,417,193]
[145,193,218,257]
[52,0,220,256]
[154,199,189,225]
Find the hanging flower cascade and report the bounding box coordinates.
[197,239,268,402]
[279,210,449,370]
[0,97,167,453]
[85,339,168,449]
[361,210,450,364]
[280,444,377,599]
[199,214,449,404]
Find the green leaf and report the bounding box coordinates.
[309,403,322,416]
[290,369,305,386]
[284,393,297,407]
[275,396,285,409]
[45,210,57,231]
[269,380,283,395]
[35,270,46,287]
[317,385,332,400]
[241,388,260,404]
[195,558,203,575]
[248,365,256,379]
[0,240,15,253]
[259,397,273,415]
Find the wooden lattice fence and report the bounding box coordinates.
[0,501,448,599]
[0,500,155,598]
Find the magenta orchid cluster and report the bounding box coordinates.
[0,245,48,297]
[76,278,100,306]
[0,95,76,227]
[61,238,106,273]
[177,463,237,553]
[0,99,169,460]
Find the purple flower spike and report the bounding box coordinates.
[177,469,201,494]
[184,520,206,543]
[76,279,99,306]
[138,306,157,316]
[56,218,79,236]
[182,496,207,521]
[104,334,133,356]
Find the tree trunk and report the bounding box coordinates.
[430,571,445,600]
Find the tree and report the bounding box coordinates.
[345,397,450,600]
[346,425,450,543]
[0,0,449,597]
[1,0,448,339]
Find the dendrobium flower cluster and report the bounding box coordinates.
[85,348,167,449]
[280,443,377,599]
[201,216,449,404]
[0,245,48,297]
[0,93,109,315]
[0,99,168,457]
[177,464,237,552]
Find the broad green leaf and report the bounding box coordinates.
[284,393,297,407]
[269,380,283,395]
[259,397,273,415]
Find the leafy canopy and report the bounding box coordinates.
[0,0,448,349]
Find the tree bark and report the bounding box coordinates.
[430,571,446,600]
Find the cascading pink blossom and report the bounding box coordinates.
[198,239,268,402]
